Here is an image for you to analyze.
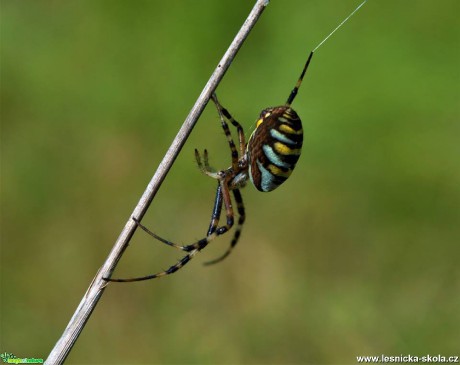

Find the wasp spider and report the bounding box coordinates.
[106,0,367,282]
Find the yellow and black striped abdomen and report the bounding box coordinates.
[247,106,303,192]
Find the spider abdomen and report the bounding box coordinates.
[247,106,303,192]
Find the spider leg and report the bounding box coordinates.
[202,149,212,171]
[131,218,194,251]
[211,93,246,169]
[105,181,234,282]
[207,182,223,236]
[211,93,246,157]
[106,250,201,282]
[195,149,219,178]
[204,188,245,265]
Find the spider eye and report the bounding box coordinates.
[259,108,273,119]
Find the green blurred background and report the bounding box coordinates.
[1,0,459,364]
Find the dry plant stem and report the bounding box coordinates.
[45,1,269,364]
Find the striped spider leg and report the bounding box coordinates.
[203,94,247,265]
[106,94,248,282]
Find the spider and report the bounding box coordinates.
[106,0,367,282]
[107,90,302,282]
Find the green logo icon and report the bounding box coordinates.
[0,353,43,364]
